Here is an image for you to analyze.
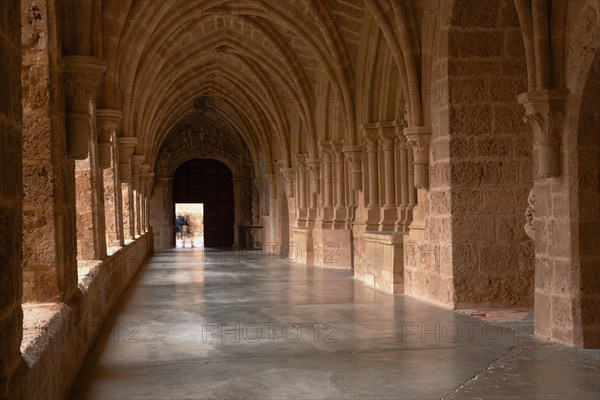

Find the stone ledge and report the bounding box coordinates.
[361,231,405,245]
[20,302,71,367]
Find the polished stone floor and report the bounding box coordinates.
[72,248,600,400]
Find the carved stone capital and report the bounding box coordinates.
[378,121,396,151]
[307,158,321,194]
[318,140,333,161]
[517,89,568,178]
[295,153,308,168]
[343,146,363,190]
[280,167,297,183]
[96,109,122,169]
[63,56,106,160]
[404,126,431,189]
[361,123,379,152]
[280,167,296,198]
[332,140,345,161]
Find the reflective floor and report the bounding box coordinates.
[72,248,600,399]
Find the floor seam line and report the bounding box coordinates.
[439,344,519,400]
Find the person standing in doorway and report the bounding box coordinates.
[175,214,186,241]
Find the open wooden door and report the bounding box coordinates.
[173,159,234,247]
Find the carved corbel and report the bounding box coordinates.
[63,56,106,159]
[96,109,122,169]
[517,89,568,178]
[403,126,431,189]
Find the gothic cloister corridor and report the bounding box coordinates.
[1,0,600,398]
[72,248,600,399]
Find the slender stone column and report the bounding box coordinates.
[321,148,333,208]
[333,142,345,208]
[362,124,380,208]
[139,164,150,234]
[333,141,347,225]
[395,129,410,231]
[144,172,155,232]
[118,137,137,241]
[343,146,363,191]
[63,56,106,159]
[131,155,144,237]
[378,122,397,231]
[96,110,122,248]
[232,176,244,247]
[295,154,308,226]
[404,126,431,189]
[306,159,320,224]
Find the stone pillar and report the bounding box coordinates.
[63,56,106,160]
[20,0,79,307]
[118,137,137,241]
[517,89,568,178]
[404,126,431,189]
[131,155,144,237]
[96,109,122,249]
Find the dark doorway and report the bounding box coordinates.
[173,159,234,247]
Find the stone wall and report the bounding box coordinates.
[0,0,24,396]
[10,233,153,400]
